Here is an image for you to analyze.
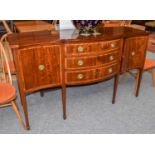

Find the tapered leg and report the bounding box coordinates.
[40,91,44,97]
[112,74,119,104]
[20,92,30,130]
[134,72,139,95]
[61,86,67,120]
[151,69,155,87]
[11,100,26,130]
[135,69,143,97]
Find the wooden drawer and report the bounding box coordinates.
[66,63,119,84]
[98,39,121,52]
[97,50,120,66]
[66,69,96,84]
[65,50,120,70]
[65,56,97,69]
[65,39,122,56]
[96,63,119,79]
[19,45,61,90]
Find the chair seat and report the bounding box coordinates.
[144,59,155,70]
[0,83,16,105]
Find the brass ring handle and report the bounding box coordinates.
[108,68,113,73]
[110,43,116,48]
[78,46,84,52]
[77,60,84,66]
[109,55,114,61]
[38,65,45,71]
[77,73,84,79]
[131,51,135,56]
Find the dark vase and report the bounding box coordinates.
[72,20,102,36]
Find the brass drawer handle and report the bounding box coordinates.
[109,55,114,61]
[131,51,135,56]
[77,46,84,52]
[77,73,84,79]
[38,65,45,71]
[108,68,113,73]
[110,43,116,48]
[77,60,84,66]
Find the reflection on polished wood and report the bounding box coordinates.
[8,27,149,129]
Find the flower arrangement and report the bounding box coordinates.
[72,20,102,36]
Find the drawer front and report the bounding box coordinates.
[65,56,97,69]
[66,63,119,84]
[19,45,61,90]
[97,50,120,66]
[66,69,96,84]
[96,63,119,79]
[65,39,122,56]
[98,39,121,51]
[65,50,120,70]
[123,36,148,71]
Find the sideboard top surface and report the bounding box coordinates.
[8,27,149,49]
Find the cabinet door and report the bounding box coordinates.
[122,36,148,72]
[19,45,61,91]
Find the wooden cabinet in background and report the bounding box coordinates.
[8,27,149,129]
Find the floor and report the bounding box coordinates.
[0,72,155,134]
[0,53,155,134]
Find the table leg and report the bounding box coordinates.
[40,91,44,97]
[20,91,30,130]
[135,69,143,97]
[112,74,119,104]
[61,85,67,120]
[151,69,155,87]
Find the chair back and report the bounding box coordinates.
[0,36,12,85]
[1,21,15,74]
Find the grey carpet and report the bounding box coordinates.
[0,52,155,134]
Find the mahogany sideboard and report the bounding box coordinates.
[8,27,149,129]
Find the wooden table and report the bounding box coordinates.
[14,21,54,33]
[8,27,149,129]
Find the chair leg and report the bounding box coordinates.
[151,69,155,87]
[11,100,27,130]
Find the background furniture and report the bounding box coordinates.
[103,20,132,27]
[0,35,26,130]
[13,20,56,33]
[8,27,149,129]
